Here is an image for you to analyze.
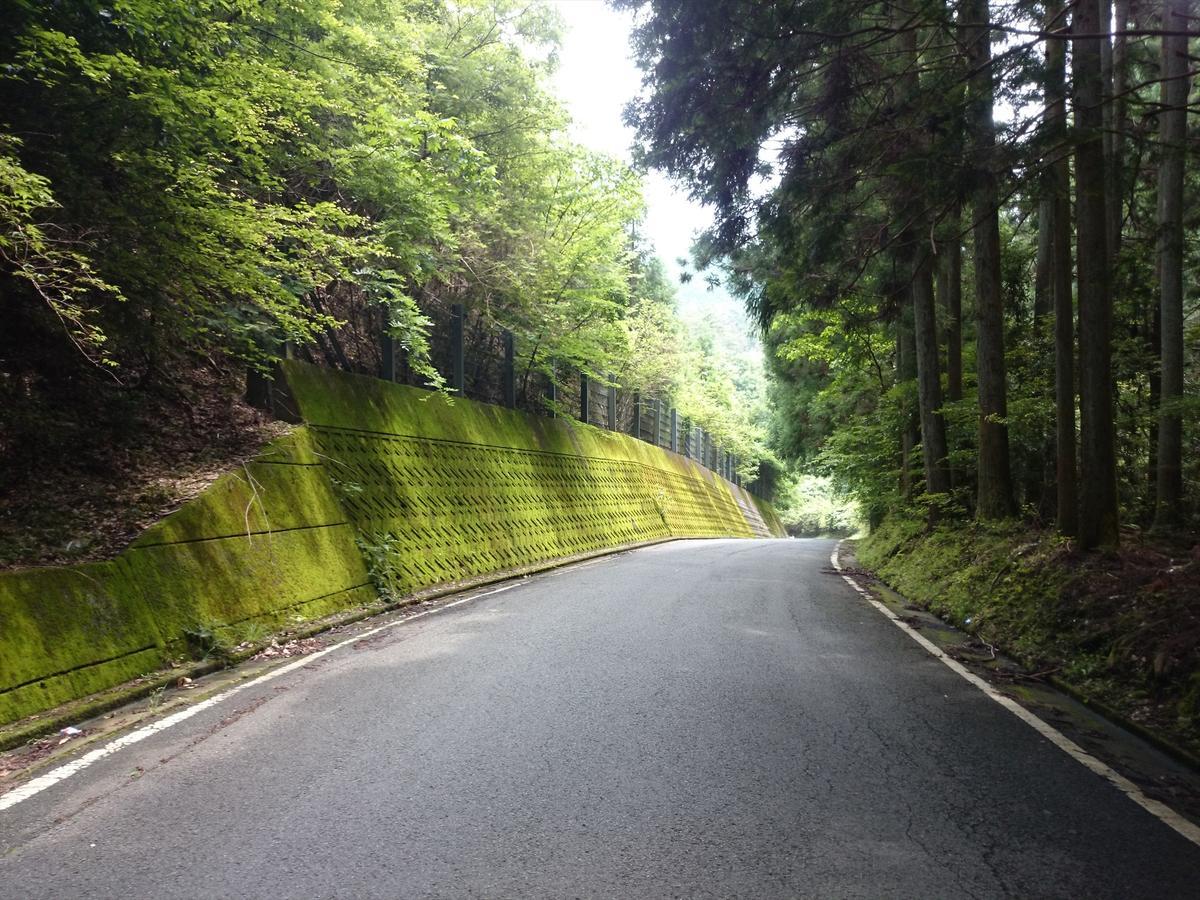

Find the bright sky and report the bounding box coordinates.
[547,1,712,282]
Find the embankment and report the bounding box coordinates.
[0,362,783,728]
[856,515,1200,759]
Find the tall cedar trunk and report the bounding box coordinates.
[1154,0,1189,528]
[914,250,952,495]
[898,306,919,499]
[1074,0,1120,548]
[939,203,964,405]
[959,0,1017,519]
[1046,0,1078,536]
[1108,0,1130,258]
[1029,199,1055,514]
[1100,0,1117,258]
[937,208,964,490]
[1148,301,1162,502]
[897,23,952,497]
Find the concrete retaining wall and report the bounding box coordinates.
[0,363,783,727]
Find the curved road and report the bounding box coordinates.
[1,538,1198,897]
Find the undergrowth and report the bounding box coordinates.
[857,514,1200,757]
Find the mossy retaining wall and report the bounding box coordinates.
[283,362,782,593]
[0,362,782,727]
[0,429,373,726]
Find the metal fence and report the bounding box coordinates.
[257,302,774,500]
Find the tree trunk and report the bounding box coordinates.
[1074,0,1120,548]
[896,21,951,499]
[1046,0,1078,537]
[898,304,919,500]
[1100,0,1117,258]
[1153,0,1189,529]
[1028,198,1054,514]
[938,204,964,406]
[914,249,952,496]
[959,0,1017,519]
[1108,0,1130,258]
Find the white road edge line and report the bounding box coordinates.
[0,581,520,813]
[830,545,1200,848]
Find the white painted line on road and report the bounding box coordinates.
[0,581,520,813]
[830,546,1200,849]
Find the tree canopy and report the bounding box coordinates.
[619,0,1199,545]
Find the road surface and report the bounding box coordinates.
[1,538,1198,898]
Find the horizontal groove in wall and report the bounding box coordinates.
[128,520,353,551]
[1,643,162,696]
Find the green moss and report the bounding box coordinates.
[0,429,374,727]
[284,361,762,596]
[0,563,166,723]
[858,515,1071,662]
[133,434,346,547]
[1,366,778,729]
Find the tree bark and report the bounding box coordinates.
[898,305,919,500]
[1108,0,1130,258]
[959,0,1017,519]
[938,205,964,406]
[896,21,951,498]
[914,248,952,496]
[1153,0,1189,529]
[1074,0,1120,548]
[1046,0,1078,537]
[1100,0,1117,258]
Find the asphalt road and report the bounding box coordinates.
[2,538,1199,898]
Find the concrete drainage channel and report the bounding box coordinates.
[832,541,1200,846]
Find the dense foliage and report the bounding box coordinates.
[0,0,772,532]
[620,0,1199,546]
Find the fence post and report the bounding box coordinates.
[670,408,678,452]
[632,392,641,439]
[580,372,590,425]
[546,363,557,417]
[450,303,465,395]
[607,376,617,430]
[502,330,515,408]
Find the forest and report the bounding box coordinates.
[621,0,1197,547]
[0,0,772,566]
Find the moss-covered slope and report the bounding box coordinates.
[857,515,1200,757]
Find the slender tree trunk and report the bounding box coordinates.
[936,208,964,492]
[898,306,919,500]
[1108,0,1130,258]
[959,0,1017,519]
[914,249,952,496]
[1035,200,1054,320]
[1153,0,1189,529]
[1148,301,1162,508]
[1046,1,1078,537]
[939,204,964,406]
[1029,198,1054,514]
[896,22,952,498]
[1074,0,1120,548]
[1100,0,1117,258]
